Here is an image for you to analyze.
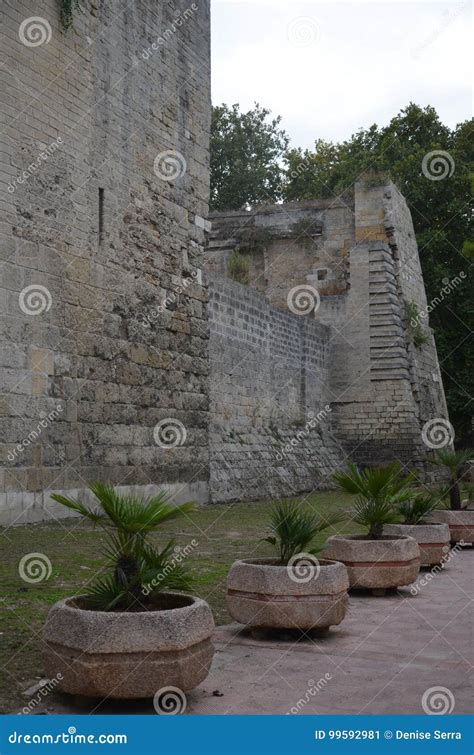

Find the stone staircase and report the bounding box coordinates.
[369,248,410,381]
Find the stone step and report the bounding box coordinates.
[370,346,407,359]
[370,336,405,349]
[369,261,396,274]
[370,292,399,305]
[371,369,410,381]
[369,281,397,294]
[369,271,397,284]
[208,238,238,249]
[370,315,403,327]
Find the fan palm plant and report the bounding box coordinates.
[262,500,344,564]
[427,449,472,511]
[332,462,414,539]
[51,483,194,611]
[397,493,438,525]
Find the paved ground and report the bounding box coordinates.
[188,547,472,715]
[21,547,472,715]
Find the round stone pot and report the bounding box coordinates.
[383,523,450,567]
[42,593,215,699]
[226,558,349,631]
[322,535,420,593]
[430,509,474,545]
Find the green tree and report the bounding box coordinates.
[284,104,473,444]
[210,103,289,211]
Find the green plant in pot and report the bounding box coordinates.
[42,484,215,700]
[323,463,421,594]
[383,493,451,567]
[226,501,350,633]
[426,448,474,545]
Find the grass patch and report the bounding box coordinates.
[0,491,357,712]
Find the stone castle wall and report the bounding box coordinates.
[207,273,344,502]
[206,180,449,479]
[0,1,211,525]
[1,6,450,524]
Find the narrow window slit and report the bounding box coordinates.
[98,187,104,246]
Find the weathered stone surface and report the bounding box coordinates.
[430,510,474,545]
[207,274,344,502]
[383,523,450,566]
[226,558,349,630]
[205,180,450,483]
[1,3,450,522]
[0,1,211,524]
[323,535,420,590]
[42,594,215,698]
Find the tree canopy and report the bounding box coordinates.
[210,103,289,211]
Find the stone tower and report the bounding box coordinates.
[205,178,450,482]
[0,1,211,524]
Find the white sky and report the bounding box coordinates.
[211,0,473,149]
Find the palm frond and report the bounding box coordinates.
[263,500,345,563]
[49,493,105,524]
[140,541,193,594]
[429,449,472,473]
[88,482,194,534]
[334,462,415,538]
[80,574,131,612]
[398,493,438,525]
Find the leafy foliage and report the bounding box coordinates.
[405,301,429,348]
[261,500,344,564]
[427,449,473,510]
[333,463,415,539]
[210,103,289,210]
[398,493,438,525]
[226,249,250,284]
[60,0,83,30]
[51,483,193,611]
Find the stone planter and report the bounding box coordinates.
[42,593,214,699]
[383,523,450,567]
[323,535,420,593]
[430,510,474,545]
[226,558,349,631]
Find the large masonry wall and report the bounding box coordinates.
[207,273,344,503]
[206,180,450,477]
[0,1,211,525]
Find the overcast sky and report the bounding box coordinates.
[211,0,472,150]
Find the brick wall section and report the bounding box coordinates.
[207,273,345,502]
[0,1,211,524]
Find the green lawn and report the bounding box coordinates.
[0,491,358,713]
